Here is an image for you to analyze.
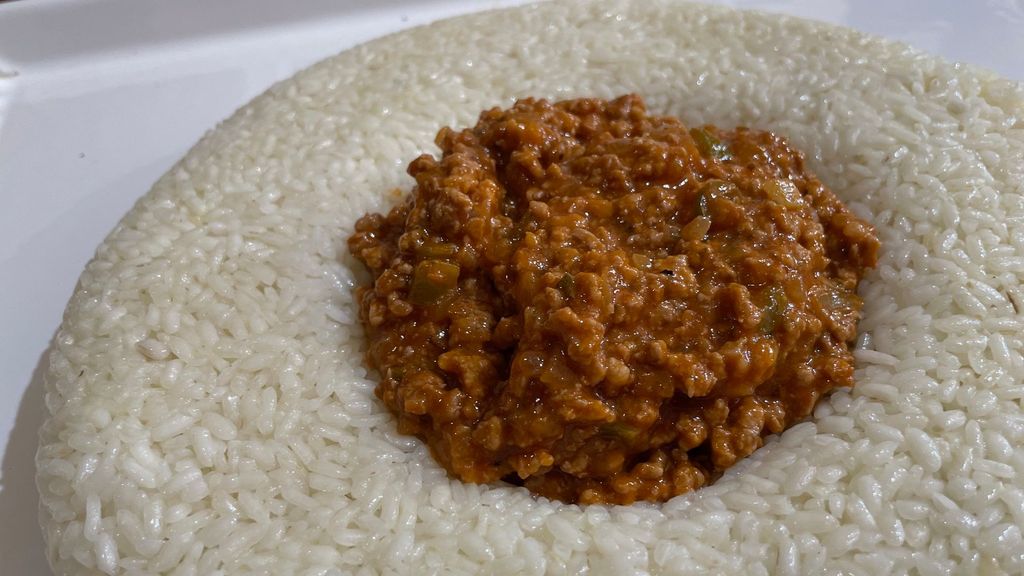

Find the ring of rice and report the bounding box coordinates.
[37,1,1024,574]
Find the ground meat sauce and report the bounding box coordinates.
[348,95,880,505]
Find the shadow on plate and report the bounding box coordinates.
[1,337,54,575]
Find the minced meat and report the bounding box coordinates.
[348,94,879,504]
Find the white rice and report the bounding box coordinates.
[37,0,1024,574]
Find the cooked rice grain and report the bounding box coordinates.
[37,0,1024,574]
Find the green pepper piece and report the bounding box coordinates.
[600,422,641,442]
[759,285,789,334]
[557,272,575,298]
[690,127,733,161]
[409,259,460,306]
[415,241,457,259]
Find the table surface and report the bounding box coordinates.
[1,0,1021,573]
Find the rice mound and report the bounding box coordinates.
[36,1,1024,574]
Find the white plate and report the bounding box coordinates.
[1,1,1021,573]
